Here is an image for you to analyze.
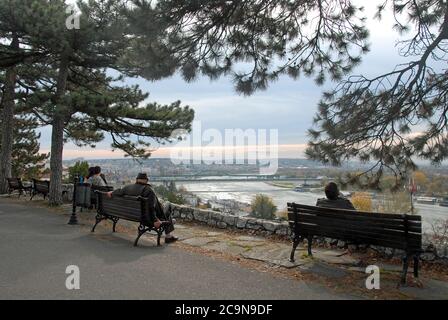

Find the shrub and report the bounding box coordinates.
[154,184,185,205]
[275,209,288,221]
[251,194,277,220]
[68,161,89,182]
[429,219,448,250]
[375,191,414,214]
[351,192,373,211]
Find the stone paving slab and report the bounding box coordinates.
[234,236,266,242]
[316,250,349,257]
[239,245,313,268]
[176,223,362,269]
[298,261,350,279]
[182,237,220,247]
[229,240,267,248]
[241,248,308,268]
[203,242,249,255]
[312,250,360,266]
[205,231,225,237]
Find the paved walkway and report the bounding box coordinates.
[1,197,447,300]
[0,199,357,300]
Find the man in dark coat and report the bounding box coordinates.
[316,182,356,210]
[107,173,178,243]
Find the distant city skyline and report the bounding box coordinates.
[42,144,309,160]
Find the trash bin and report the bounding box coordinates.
[75,183,92,208]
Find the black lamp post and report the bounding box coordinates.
[68,175,79,225]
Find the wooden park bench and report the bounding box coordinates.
[7,178,32,197]
[90,185,113,209]
[30,179,50,200]
[287,203,423,284]
[30,179,69,201]
[93,191,171,247]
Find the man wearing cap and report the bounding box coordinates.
[107,173,178,243]
[316,182,356,210]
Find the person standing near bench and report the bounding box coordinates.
[316,182,356,210]
[107,173,178,244]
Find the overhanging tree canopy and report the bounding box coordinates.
[306,0,448,188]
[144,0,448,186]
[0,0,195,204]
[132,0,370,95]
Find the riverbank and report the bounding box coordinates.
[177,180,448,234]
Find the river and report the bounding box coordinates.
[178,180,448,234]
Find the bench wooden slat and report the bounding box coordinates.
[290,220,421,235]
[102,201,141,215]
[288,213,422,235]
[295,221,421,245]
[288,210,407,229]
[289,222,420,244]
[288,203,422,221]
[295,229,413,251]
[102,205,141,219]
[288,207,421,225]
[293,222,421,246]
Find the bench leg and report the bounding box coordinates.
[290,237,301,262]
[112,217,120,233]
[401,254,410,285]
[414,254,420,278]
[307,236,313,256]
[157,230,162,247]
[91,215,104,233]
[134,225,146,247]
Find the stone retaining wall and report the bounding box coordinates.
[166,202,448,263]
[168,203,290,236]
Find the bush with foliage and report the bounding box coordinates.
[375,192,414,214]
[429,219,448,252]
[68,161,90,183]
[251,194,277,220]
[153,183,185,205]
[351,192,373,212]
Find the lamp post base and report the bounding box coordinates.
[68,213,78,225]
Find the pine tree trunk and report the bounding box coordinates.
[49,53,70,206]
[0,36,19,194]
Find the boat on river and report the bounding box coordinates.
[439,197,448,207]
[415,197,437,205]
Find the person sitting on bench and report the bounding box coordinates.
[88,166,108,187]
[107,173,178,243]
[316,182,356,210]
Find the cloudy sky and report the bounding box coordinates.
[39,1,410,160]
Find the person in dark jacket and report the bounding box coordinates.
[107,173,178,243]
[316,182,356,210]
